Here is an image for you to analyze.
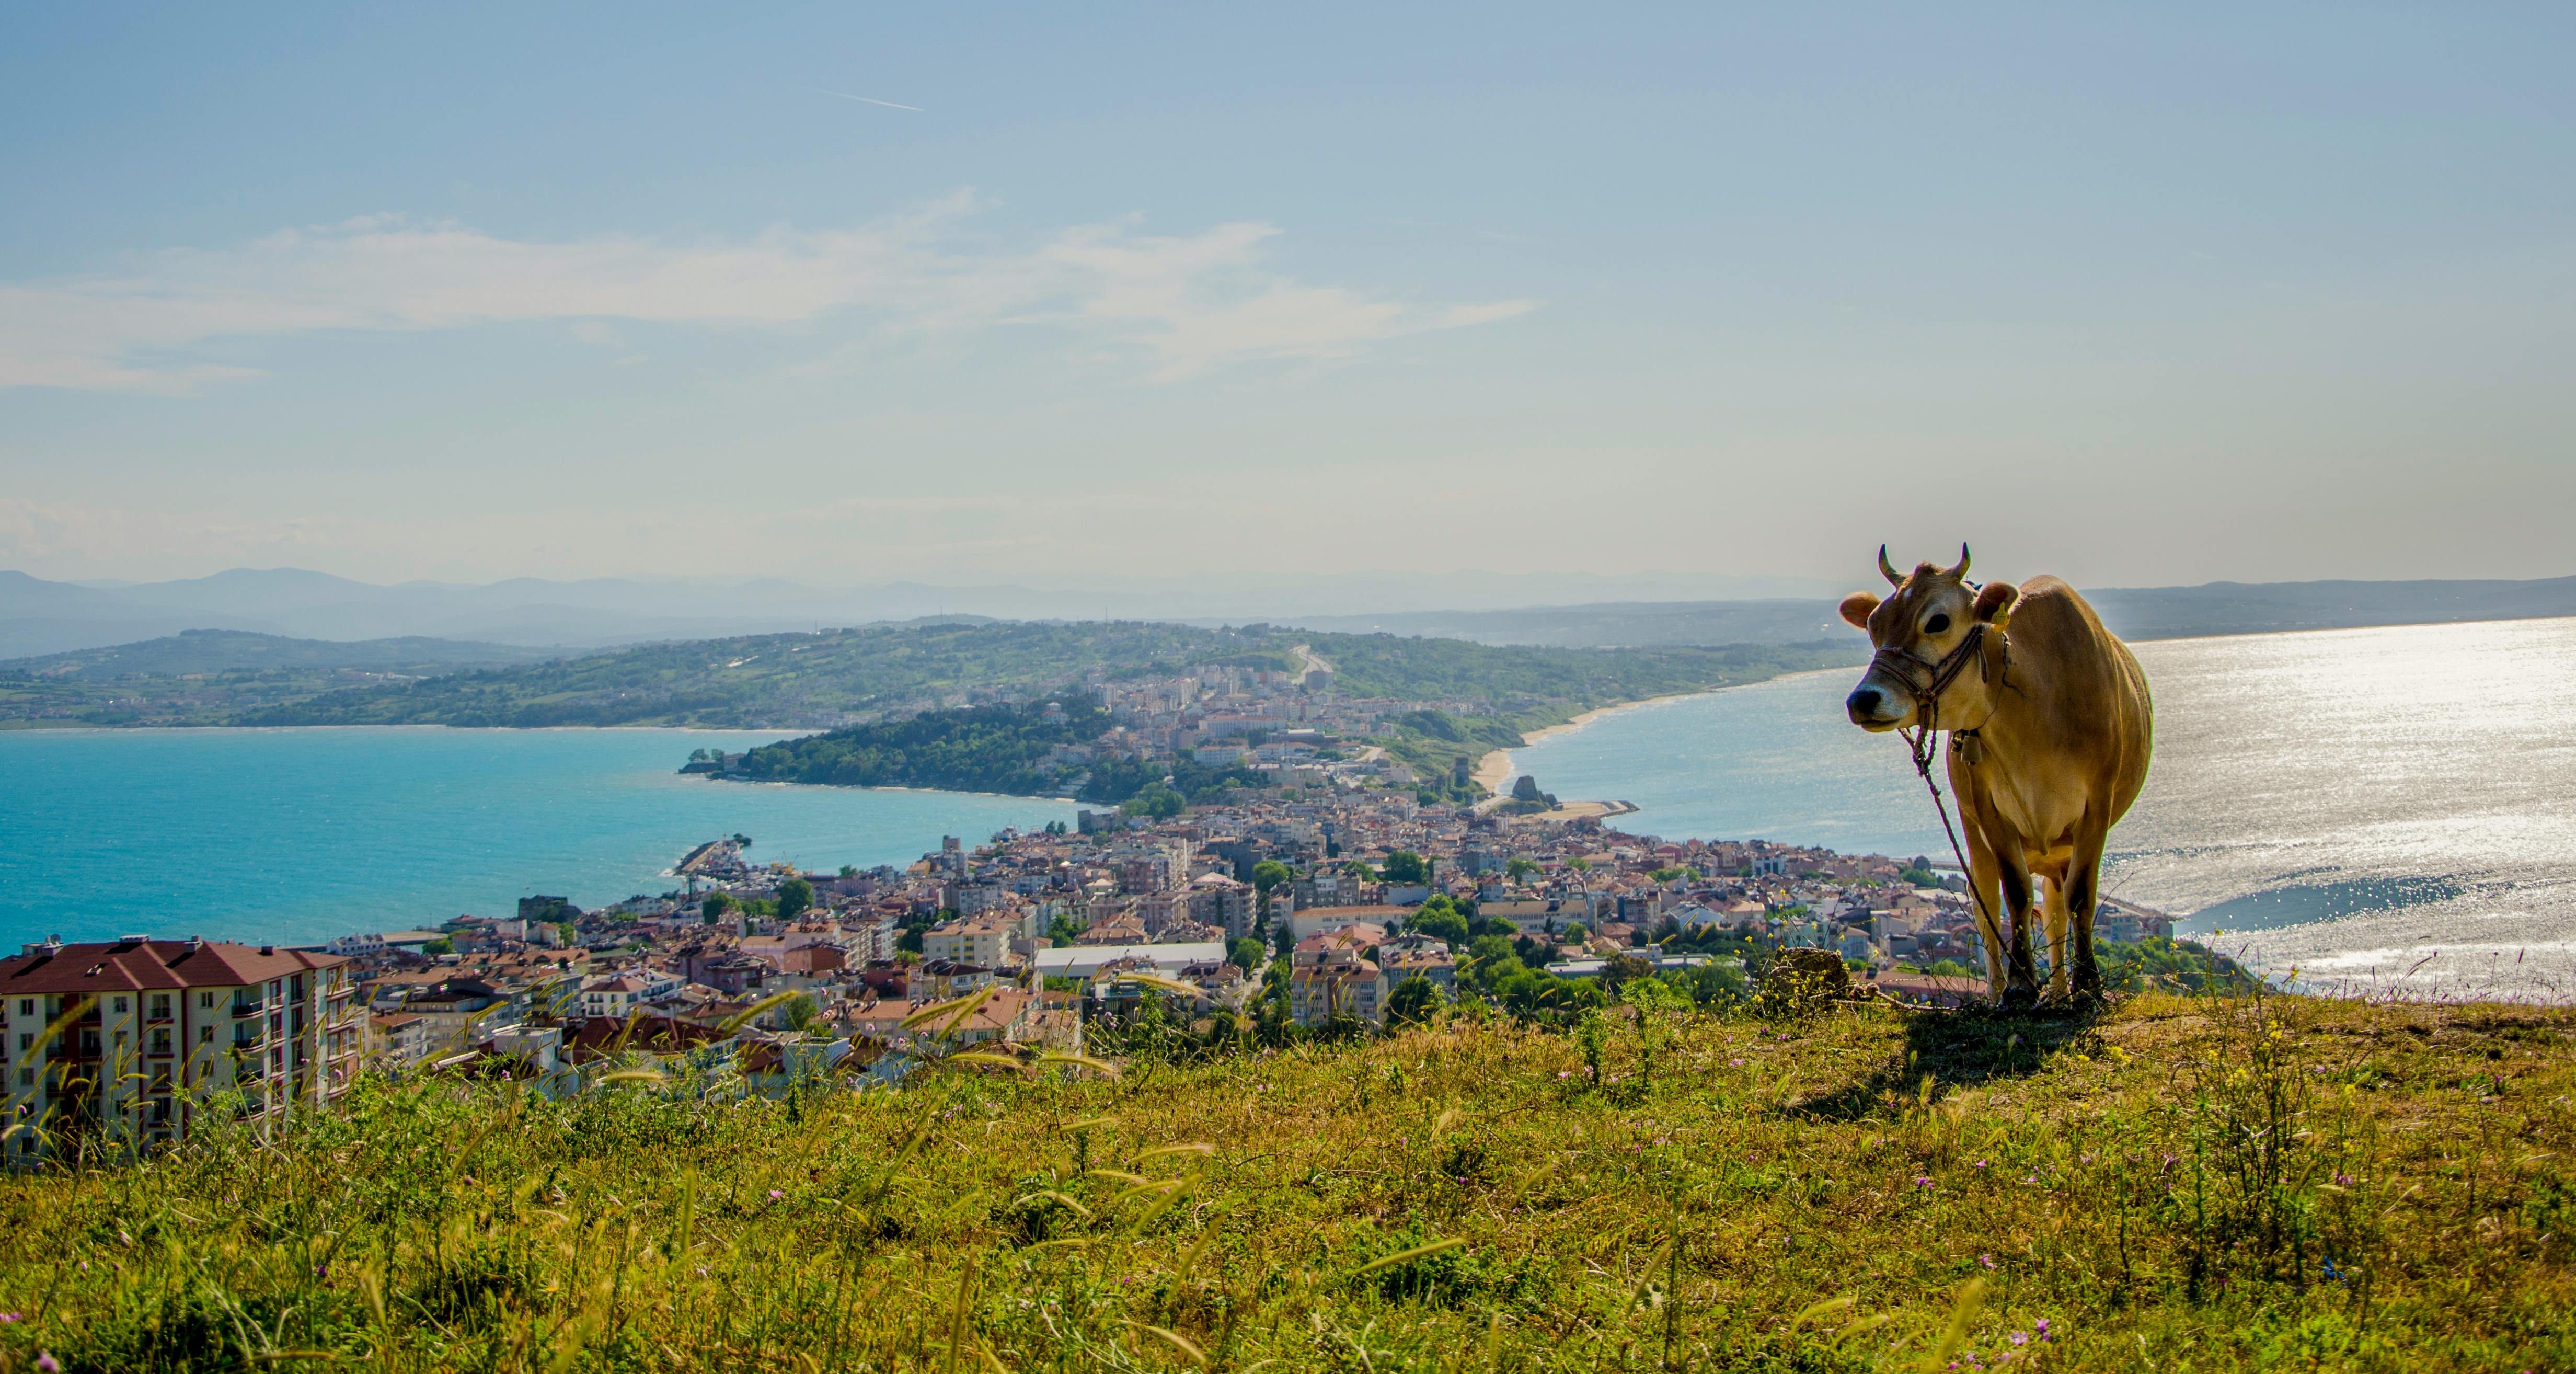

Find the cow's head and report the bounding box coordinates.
[1839,544,2018,732]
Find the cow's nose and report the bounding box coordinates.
[1847,688,1883,720]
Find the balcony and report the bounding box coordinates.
[231,1001,262,1019]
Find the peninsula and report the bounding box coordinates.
[660,626,1857,806]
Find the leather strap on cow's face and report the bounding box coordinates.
[1870,622,1993,732]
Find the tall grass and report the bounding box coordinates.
[1,990,2569,1371]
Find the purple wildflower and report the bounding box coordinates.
[39,1355,61,1374]
[1915,1176,1935,1189]
[1980,1254,1996,1269]
[768,1189,784,1200]
[2010,1331,2030,1346]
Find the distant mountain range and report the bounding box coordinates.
[0,567,1847,660]
[1268,576,2576,648]
[3,566,2572,662]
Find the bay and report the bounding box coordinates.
[0,727,1075,949]
[1505,617,2576,1000]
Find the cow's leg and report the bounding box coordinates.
[1962,817,2009,1001]
[2035,854,2073,1002]
[1994,859,2042,1007]
[2065,820,2112,999]
[1949,759,2014,1002]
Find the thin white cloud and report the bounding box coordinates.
[0,198,1532,393]
[813,89,922,111]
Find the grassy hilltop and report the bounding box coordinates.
[3,992,2570,1372]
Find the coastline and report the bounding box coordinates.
[1473,691,1711,795]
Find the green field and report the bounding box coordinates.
[4,988,2567,1372]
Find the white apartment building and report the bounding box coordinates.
[578,967,682,1019]
[922,913,1017,969]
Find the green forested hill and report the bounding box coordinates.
[731,702,1110,796]
[224,622,1861,732]
[232,621,1290,728]
[1,628,558,678]
[2,617,1863,761]
[683,635,1862,803]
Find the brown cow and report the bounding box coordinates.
[1839,546,2153,1006]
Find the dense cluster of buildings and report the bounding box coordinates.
[5,770,2174,1163]
[334,786,2174,1061]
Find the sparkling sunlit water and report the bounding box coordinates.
[0,728,1075,949]
[1506,619,2576,1000]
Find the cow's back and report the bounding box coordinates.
[2004,576,2154,823]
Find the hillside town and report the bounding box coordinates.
[2,775,2190,1161]
[688,651,1517,799]
[341,783,2176,1070]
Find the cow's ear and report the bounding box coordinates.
[1973,580,2019,627]
[1838,591,1881,629]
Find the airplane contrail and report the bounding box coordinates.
[814,88,923,111]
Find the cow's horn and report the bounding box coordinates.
[1878,544,1902,587]
[1945,544,1970,581]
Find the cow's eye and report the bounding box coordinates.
[1925,613,1952,635]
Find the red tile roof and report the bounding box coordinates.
[0,939,347,996]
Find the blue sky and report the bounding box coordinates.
[3,4,2570,590]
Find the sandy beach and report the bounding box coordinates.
[1471,692,1703,795]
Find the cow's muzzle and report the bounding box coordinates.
[1846,681,1910,731]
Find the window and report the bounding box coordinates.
[112,997,127,1014]
[199,992,215,1009]
[199,1026,213,1044]
[15,999,29,1016]
[151,994,170,1017]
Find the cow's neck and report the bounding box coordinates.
[1934,628,2011,736]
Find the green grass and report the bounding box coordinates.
[3,990,2570,1371]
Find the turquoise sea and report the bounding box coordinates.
[1508,618,2576,1000]
[0,728,1074,949]
[9,618,2571,999]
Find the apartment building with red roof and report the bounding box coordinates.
[1,935,360,1162]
